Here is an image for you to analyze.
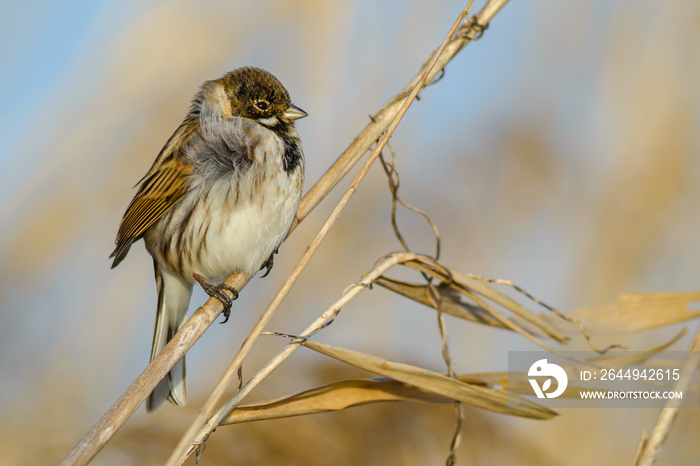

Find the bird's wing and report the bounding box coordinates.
[110,128,196,268]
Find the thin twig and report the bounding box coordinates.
[379,143,442,261]
[435,302,464,466]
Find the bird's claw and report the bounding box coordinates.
[193,273,239,323]
[259,249,278,278]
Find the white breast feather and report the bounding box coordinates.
[194,129,302,282]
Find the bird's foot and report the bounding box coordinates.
[259,248,278,278]
[193,273,239,323]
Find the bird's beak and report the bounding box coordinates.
[284,104,308,120]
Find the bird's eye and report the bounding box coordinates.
[254,100,270,111]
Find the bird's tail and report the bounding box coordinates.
[147,262,193,412]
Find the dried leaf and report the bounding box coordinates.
[301,339,556,419]
[221,378,455,425]
[449,270,568,343]
[375,277,508,329]
[567,292,700,335]
[586,329,687,368]
[402,259,568,343]
[463,371,603,399]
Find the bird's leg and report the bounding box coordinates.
[193,273,239,323]
[259,248,278,278]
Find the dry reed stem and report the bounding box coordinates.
[165,4,476,464]
[291,0,509,232]
[60,271,248,466]
[62,1,507,464]
[183,252,421,460]
[634,327,700,466]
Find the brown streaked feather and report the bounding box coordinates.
[110,162,192,268]
[110,116,200,268]
[109,97,202,268]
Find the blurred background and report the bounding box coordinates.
[1,0,699,464]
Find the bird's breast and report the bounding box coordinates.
[191,131,304,282]
[146,119,304,284]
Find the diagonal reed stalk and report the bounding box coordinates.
[634,326,700,466]
[165,3,476,464]
[184,252,423,462]
[61,1,509,464]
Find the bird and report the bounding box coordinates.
[110,67,307,411]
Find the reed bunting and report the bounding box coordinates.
[110,67,306,411]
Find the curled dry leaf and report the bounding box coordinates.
[299,339,556,420]
[399,259,568,343]
[375,277,508,329]
[449,270,567,343]
[376,276,570,344]
[384,257,700,351]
